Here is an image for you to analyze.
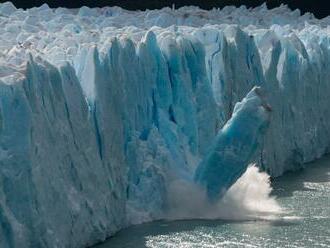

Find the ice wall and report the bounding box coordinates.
[1,2,330,247]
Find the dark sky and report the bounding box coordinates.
[2,0,330,19]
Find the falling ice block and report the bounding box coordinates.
[194,87,271,200]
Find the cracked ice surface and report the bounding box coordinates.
[0,1,330,247]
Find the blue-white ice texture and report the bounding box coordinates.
[1,2,330,247]
[194,87,271,200]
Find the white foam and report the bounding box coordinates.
[166,165,282,221]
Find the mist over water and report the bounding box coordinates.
[166,165,282,221]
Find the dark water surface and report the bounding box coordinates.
[95,157,330,248]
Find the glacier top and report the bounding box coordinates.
[0,1,330,78]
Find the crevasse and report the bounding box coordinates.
[1,2,330,247]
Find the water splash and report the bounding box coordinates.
[166,164,282,221]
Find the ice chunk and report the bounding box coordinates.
[194,87,271,200]
[0,2,16,16]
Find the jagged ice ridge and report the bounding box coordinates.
[0,1,330,247]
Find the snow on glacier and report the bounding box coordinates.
[0,1,330,247]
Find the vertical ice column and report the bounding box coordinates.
[194,87,271,200]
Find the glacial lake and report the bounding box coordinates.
[95,156,330,248]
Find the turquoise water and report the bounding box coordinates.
[96,157,330,248]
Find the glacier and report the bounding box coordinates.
[0,1,330,247]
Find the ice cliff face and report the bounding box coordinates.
[1,2,330,247]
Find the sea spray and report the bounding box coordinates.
[167,164,282,220]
